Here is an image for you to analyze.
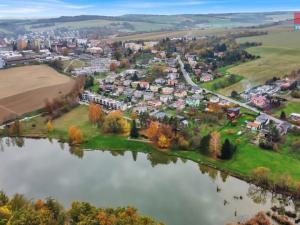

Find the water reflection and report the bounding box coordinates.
[0,137,298,225]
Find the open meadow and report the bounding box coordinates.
[219,31,300,95]
[0,65,74,123]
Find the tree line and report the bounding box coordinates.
[0,191,163,225]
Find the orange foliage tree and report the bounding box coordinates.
[68,126,83,145]
[146,121,160,141]
[88,103,105,126]
[209,131,221,158]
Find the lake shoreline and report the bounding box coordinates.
[4,133,297,199]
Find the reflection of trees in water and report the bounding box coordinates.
[47,137,53,144]
[0,137,3,152]
[109,150,125,157]
[147,151,178,167]
[220,171,228,183]
[247,185,268,204]
[198,164,218,181]
[2,137,25,148]
[59,142,65,150]
[292,199,300,214]
[69,146,84,159]
[131,151,138,161]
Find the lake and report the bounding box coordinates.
[0,138,296,225]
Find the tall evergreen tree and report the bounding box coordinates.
[280,111,286,120]
[130,120,139,139]
[220,139,236,160]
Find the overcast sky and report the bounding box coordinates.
[0,0,299,18]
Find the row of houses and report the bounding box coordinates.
[81,91,128,111]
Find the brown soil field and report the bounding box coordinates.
[0,65,74,123]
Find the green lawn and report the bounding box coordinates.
[201,74,243,93]
[274,102,300,117]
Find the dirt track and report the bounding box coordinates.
[0,65,74,123]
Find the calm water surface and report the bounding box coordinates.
[0,138,297,225]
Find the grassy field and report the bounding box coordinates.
[14,105,300,191]
[0,65,74,124]
[114,28,232,41]
[220,32,300,95]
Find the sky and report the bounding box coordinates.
[0,0,300,18]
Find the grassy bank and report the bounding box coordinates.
[3,105,300,194]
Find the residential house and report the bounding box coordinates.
[277,122,291,135]
[150,85,160,93]
[200,73,214,82]
[148,100,162,108]
[133,106,148,114]
[251,95,267,109]
[162,87,174,95]
[155,78,166,85]
[290,113,300,122]
[186,96,200,107]
[144,92,154,101]
[133,90,143,99]
[160,95,173,103]
[227,107,240,120]
[174,90,187,98]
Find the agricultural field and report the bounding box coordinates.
[220,31,300,95]
[0,65,74,123]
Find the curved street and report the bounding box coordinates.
[177,55,288,126]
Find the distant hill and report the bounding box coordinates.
[0,12,293,38]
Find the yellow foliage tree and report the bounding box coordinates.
[46,120,54,132]
[209,131,221,158]
[0,206,12,220]
[157,134,170,149]
[102,111,130,135]
[88,103,105,126]
[130,112,138,120]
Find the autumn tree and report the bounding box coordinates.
[46,120,54,132]
[109,63,118,72]
[8,119,22,136]
[157,134,170,149]
[102,111,130,135]
[209,131,221,158]
[146,121,160,141]
[177,136,189,150]
[88,103,105,126]
[68,126,83,145]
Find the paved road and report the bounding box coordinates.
[177,56,287,125]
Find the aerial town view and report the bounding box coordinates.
[0,1,300,224]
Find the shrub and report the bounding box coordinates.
[251,167,271,185]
